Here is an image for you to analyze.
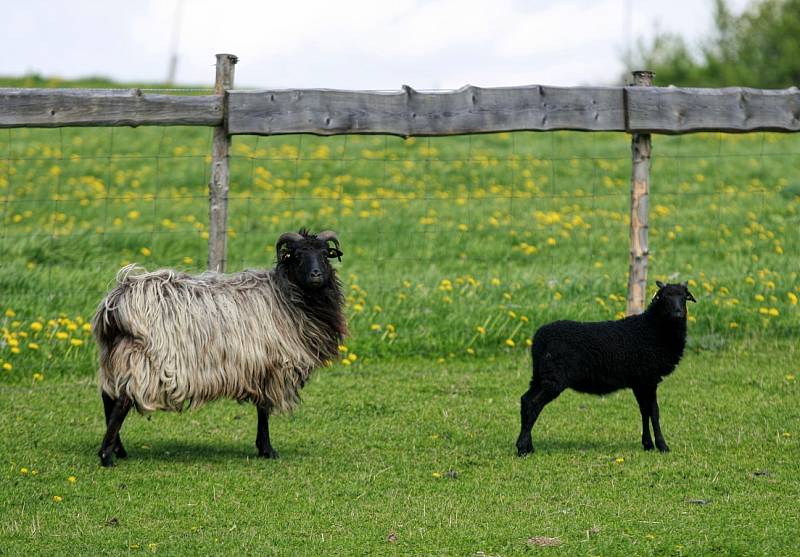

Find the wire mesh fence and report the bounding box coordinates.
[1,124,798,381]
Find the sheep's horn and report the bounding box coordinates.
[276,231,304,253]
[315,230,340,250]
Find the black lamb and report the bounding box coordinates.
[516,281,696,456]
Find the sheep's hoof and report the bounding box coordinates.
[642,441,655,451]
[258,448,279,459]
[99,451,115,467]
[516,437,534,457]
[114,445,128,459]
[657,443,670,453]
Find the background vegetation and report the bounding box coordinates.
[635,0,800,87]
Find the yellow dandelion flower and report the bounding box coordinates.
[505,339,516,347]
[353,304,364,313]
[127,210,140,220]
[33,372,44,382]
[466,347,475,355]
[338,345,348,353]
[476,326,486,335]
[785,374,795,381]
[490,278,501,286]
[526,338,533,346]
[348,353,358,362]
[769,308,779,317]
[729,322,738,329]
[788,292,798,305]
[140,247,151,257]
[432,472,442,478]
[20,467,28,475]
[370,324,381,331]
[5,309,16,318]
[55,332,68,340]
[755,294,765,302]
[70,338,84,347]
[508,310,517,319]
[53,495,63,503]
[82,323,91,332]
[30,322,43,332]
[341,359,351,366]
[615,457,625,464]
[68,476,77,484]
[2,363,12,371]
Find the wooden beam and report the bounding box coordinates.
[207,53,237,273]
[227,85,627,136]
[626,71,653,316]
[0,88,222,128]
[627,86,800,133]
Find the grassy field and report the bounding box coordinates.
[1,112,798,554]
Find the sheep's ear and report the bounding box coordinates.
[656,280,666,289]
[686,289,697,303]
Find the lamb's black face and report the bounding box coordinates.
[276,231,343,291]
[652,281,697,319]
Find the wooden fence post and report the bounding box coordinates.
[626,70,654,315]
[208,53,237,272]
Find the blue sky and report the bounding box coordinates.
[3,0,751,89]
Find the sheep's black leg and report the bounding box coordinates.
[98,394,132,467]
[102,392,127,459]
[649,391,670,452]
[256,404,279,459]
[633,388,655,451]
[516,386,560,456]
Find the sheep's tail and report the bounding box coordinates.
[92,264,147,398]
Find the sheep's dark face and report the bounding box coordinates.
[652,281,697,320]
[276,230,343,291]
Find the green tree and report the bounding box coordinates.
[634,0,800,87]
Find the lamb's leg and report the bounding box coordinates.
[633,388,655,451]
[649,391,670,452]
[516,386,560,456]
[98,394,132,467]
[102,392,127,459]
[256,404,279,459]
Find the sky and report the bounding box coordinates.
[3,0,752,90]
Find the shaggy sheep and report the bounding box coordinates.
[93,229,346,467]
[516,281,696,456]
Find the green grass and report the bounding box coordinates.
[1,108,799,553]
[1,346,798,555]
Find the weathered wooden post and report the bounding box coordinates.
[208,53,237,272]
[626,70,653,315]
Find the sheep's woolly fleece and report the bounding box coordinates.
[93,264,339,414]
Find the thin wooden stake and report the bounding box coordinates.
[208,53,237,272]
[626,70,654,315]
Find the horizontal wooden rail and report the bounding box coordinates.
[2,84,800,135]
[227,85,626,136]
[627,86,800,133]
[0,88,222,128]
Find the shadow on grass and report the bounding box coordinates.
[73,438,315,465]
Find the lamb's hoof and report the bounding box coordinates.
[258,448,279,459]
[642,441,655,451]
[516,437,534,457]
[657,443,670,453]
[99,451,115,467]
[114,445,128,459]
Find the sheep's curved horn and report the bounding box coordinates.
[315,230,340,250]
[276,231,304,254]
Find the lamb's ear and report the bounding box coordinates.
[656,280,666,289]
[686,289,697,303]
